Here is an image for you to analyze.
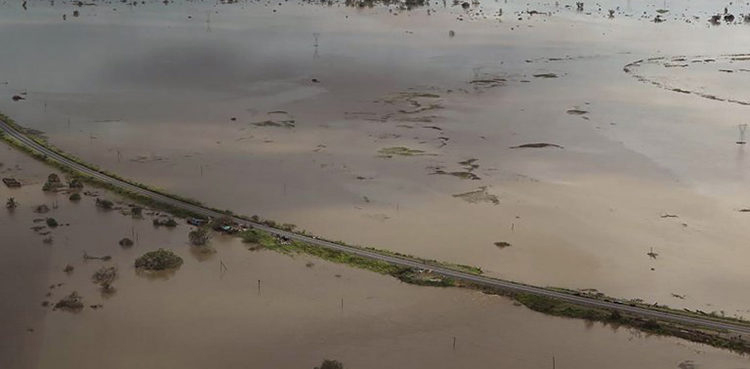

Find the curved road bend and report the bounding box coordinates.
[2,118,750,336]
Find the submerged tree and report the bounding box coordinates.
[314,360,343,369]
[96,198,114,210]
[92,266,117,291]
[5,197,17,209]
[188,227,211,246]
[135,249,183,271]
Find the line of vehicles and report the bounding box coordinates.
[186,217,244,234]
[186,216,293,245]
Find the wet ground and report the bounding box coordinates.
[3,0,750,326]
[2,145,750,369]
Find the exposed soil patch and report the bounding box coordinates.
[430,158,481,180]
[453,186,499,205]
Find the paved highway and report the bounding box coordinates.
[2,118,750,336]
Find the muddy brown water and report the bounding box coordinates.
[2,146,749,369]
[2,0,750,325]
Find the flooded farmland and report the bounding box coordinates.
[3,0,750,367]
[1,146,749,369]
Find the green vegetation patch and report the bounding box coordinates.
[515,293,612,321]
[240,229,469,286]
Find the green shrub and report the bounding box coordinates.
[189,227,211,246]
[96,198,114,210]
[46,218,58,228]
[314,360,343,369]
[135,249,183,271]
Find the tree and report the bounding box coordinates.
[5,197,16,209]
[43,173,64,192]
[211,215,234,229]
[92,266,117,291]
[46,218,59,228]
[314,360,343,369]
[96,198,114,210]
[135,249,183,271]
[68,178,84,189]
[189,227,211,246]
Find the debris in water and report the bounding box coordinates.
[252,119,295,128]
[92,266,118,291]
[532,73,558,78]
[54,292,84,312]
[83,251,112,261]
[510,143,563,149]
[566,109,588,115]
[377,146,432,158]
[494,241,512,248]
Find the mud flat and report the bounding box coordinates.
[2,146,750,369]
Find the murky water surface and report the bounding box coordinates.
[3,0,750,322]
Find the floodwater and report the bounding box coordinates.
[2,0,750,319]
[2,147,750,369]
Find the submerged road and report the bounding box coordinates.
[2,118,750,336]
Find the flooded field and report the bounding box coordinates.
[2,146,749,369]
[3,0,750,333]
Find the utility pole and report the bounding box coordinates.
[738,124,747,144]
[313,32,320,59]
